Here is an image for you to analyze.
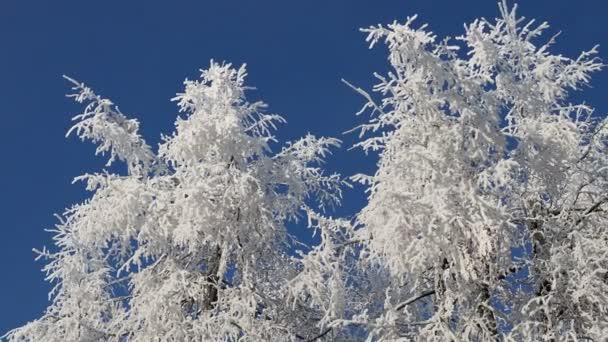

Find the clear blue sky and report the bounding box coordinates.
[1,0,607,334]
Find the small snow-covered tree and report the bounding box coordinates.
[342,1,607,341]
[5,62,349,341]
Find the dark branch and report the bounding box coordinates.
[302,327,332,342]
[575,196,608,225]
[395,290,436,311]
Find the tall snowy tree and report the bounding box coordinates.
[5,62,348,341]
[341,1,607,341]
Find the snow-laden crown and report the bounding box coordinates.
[349,2,607,340]
[6,62,347,342]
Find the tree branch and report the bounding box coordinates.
[394,290,436,311]
[304,327,332,342]
[575,196,608,225]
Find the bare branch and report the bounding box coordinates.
[394,290,436,312]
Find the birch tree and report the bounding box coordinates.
[346,1,608,340]
[5,62,348,342]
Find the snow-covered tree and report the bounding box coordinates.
[5,62,349,341]
[5,2,608,342]
[342,1,608,340]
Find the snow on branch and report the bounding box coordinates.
[64,76,156,177]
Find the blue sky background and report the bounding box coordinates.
[1,0,607,334]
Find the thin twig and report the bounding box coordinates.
[304,327,332,342]
[394,290,436,311]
